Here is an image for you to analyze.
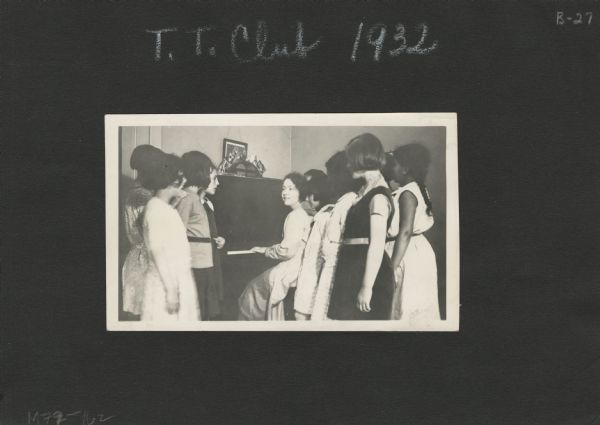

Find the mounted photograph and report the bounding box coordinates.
[106,113,459,331]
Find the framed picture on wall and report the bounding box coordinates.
[222,138,248,163]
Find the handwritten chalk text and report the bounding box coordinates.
[556,11,593,26]
[351,22,439,62]
[146,21,320,63]
[28,410,115,425]
[145,21,439,63]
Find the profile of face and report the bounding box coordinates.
[205,169,220,195]
[281,178,300,207]
[394,162,409,186]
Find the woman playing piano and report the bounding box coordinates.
[238,173,312,320]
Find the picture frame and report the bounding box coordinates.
[222,138,248,163]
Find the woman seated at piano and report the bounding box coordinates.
[238,173,312,320]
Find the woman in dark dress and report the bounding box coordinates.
[327,133,395,320]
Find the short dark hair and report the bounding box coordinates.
[325,151,362,199]
[304,169,326,182]
[130,144,161,170]
[141,153,183,191]
[393,143,433,215]
[346,133,387,172]
[130,145,163,185]
[306,172,330,203]
[181,151,216,189]
[283,172,308,201]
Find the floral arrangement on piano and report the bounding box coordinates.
[217,138,266,178]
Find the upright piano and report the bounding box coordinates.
[211,175,290,319]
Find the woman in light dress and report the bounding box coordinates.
[141,153,201,322]
[122,144,162,318]
[238,173,312,320]
[387,144,440,322]
[294,151,361,320]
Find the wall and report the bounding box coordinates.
[120,126,292,179]
[290,126,447,317]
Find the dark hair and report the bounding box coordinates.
[305,172,330,204]
[283,172,308,201]
[141,153,183,191]
[325,151,362,200]
[130,145,163,185]
[345,133,387,172]
[130,144,161,170]
[381,152,398,185]
[304,169,326,182]
[393,143,433,215]
[181,151,216,189]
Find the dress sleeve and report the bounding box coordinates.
[369,193,391,218]
[265,212,308,260]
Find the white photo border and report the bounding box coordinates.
[106,113,459,331]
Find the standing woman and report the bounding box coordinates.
[295,151,362,320]
[174,151,225,320]
[327,134,396,320]
[382,152,404,319]
[293,172,333,320]
[141,153,200,321]
[122,144,162,318]
[238,173,312,320]
[389,144,440,322]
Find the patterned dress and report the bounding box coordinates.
[293,204,335,316]
[122,185,153,315]
[310,192,357,320]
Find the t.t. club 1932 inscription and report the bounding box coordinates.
[145,21,439,63]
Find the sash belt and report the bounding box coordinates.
[342,235,423,245]
[187,236,213,243]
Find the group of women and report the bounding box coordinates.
[122,147,224,321]
[122,132,440,323]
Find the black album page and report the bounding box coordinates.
[2,1,599,425]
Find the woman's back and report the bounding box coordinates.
[343,186,394,239]
[142,197,199,321]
